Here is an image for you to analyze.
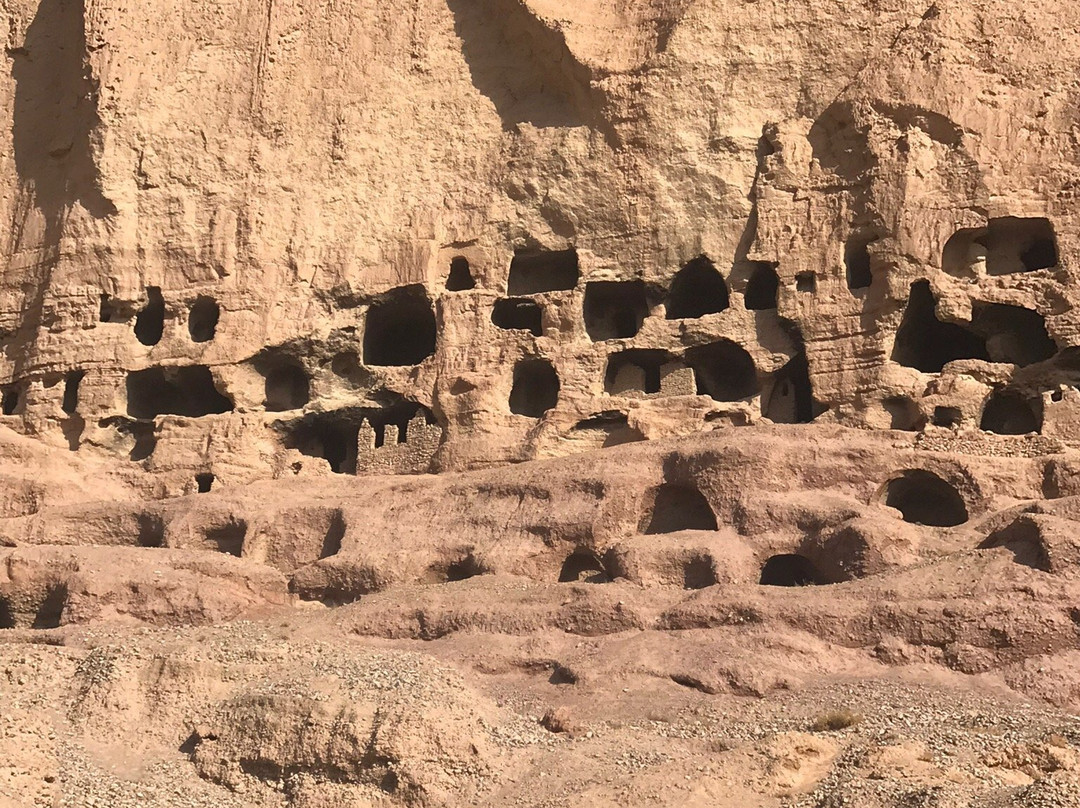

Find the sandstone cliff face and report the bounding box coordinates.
[2,0,1078,490]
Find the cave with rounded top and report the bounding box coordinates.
[126,366,234,419]
[666,256,729,319]
[446,256,475,291]
[492,298,543,336]
[641,483,717,534]
[134,287,166,346]
[685,340,759,401]
[882,470,968,527]
[980,389,1041,435]
[509,358,559,418]
[62,370,84,415]
[943,217,1058,277]
[583,280,649,341]
[363,285,437,366]
[189,296,220,343]
[970,302,1056,367]
[744,262,779,310]
[506,249,579,295]
[759,554,827,586]
[264,363,310,412]
[558,548,608,583]
[892,280,988,372]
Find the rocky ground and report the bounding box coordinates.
[4,422,1080,807]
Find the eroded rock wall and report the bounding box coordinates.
[0,0,1079,492]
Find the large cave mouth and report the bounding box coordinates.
[881,470,968,527]
[282,402,438,474]
[944,217,1058,277]
[892,281,988,372]
[685,340,759,401]
[126,366,234,419]
[666,256,729,319]
[363,286,437,366]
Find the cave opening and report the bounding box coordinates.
[189,296,220,343]
[126,366,234,419]
[980,389,1041,435]
[943,217,1058,277]
[666,256,729,319]
[507,249,579,295]
[363,286,437,366]
[558,548,608,583]
[759,554,827,586]
[264,363,310,412]
[583,280,649,341]
[446,256,475,291]
[882,470,968,527]
[135,287,166,346]
[604,349,671,395]
[509,358,559,417]
[892,281,988,372]
[62,370,84,415]
[970,302,1055,367]
[641,483,717,534]
[492,298,543,336]
[744,262,779,310]
[685,340,759,401]
[845,234,875,290]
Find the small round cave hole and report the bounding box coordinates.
[135,287,166,346]
[744,262,779,310]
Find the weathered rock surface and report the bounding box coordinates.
[5,0,1080,806]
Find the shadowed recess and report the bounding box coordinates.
[882,470,968,527]
[641,483,717,534]
[666,256,729,319]
[892,281,988,372]
[760,554,827,587]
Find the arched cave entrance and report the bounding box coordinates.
[446,256,475,291]
[892,281,988,372]
[135,287,166,346]
[666,256,729,319]
[509,358,559,417]
[558,548,608,583]
[970,302,1055,367]
[882,470,968,527]
[980,389,1041,435]
[744,262,779,310]
[189,296,220,343]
